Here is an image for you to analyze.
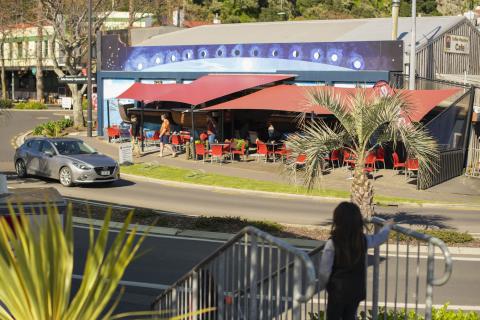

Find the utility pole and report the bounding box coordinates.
[11,71,14,100]
[391,0,401,40]
[408,0,416,90]
[87,0,93,137]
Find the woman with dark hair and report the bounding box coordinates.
[319,202,394,320]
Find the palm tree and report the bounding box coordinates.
[286,87,439,217]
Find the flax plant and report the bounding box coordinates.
[0,203,212,319]
[286,87,439,217]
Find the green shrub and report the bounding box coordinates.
[32,118,74,137]
[15,101,47,110]
[309,304,479,320]
[391,229,474,244]
[0,99,14,109]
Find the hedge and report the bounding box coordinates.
[15,101,47,110]
[0,99,14,109]
[32,119,74,137]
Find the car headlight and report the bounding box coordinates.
[72,162,92,170]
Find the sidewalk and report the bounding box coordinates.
[67,133,480,206]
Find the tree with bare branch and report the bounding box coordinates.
[40,0,114,126]
[0,0,17,100]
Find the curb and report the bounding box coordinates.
[72,216,323,249]
[120,173,480,211]
[15,130,32,148]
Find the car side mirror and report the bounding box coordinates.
[44,150,54,157]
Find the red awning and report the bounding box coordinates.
[203,85,462,122]
[116,74,295,105]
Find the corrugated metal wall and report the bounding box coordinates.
[416,20,480,79]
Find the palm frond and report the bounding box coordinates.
[285,120,349,189]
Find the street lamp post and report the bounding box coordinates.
[87,0,93,137]
[391,0,401,40]
[408,0,416,90]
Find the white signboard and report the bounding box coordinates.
[119,143,133,165]
[61,97,73,110]
[444,34,470,54]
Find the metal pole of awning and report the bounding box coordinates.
[141,101,145,152]
[191,105,196,155]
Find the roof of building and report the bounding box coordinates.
[137,16,467,51]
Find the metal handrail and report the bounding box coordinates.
[152,226,317,307]
[369,216,453,286]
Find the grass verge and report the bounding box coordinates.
[121,163,437,205]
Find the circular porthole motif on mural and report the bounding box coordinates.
[231,44,243,57]
[249,46,262,58]
[215,45,227,58]
[182,49,194,61]
[151,53,165,65]
[289,46,303,59]
[268,46,283,59]
[327,49,343,65]
[349,54,365,70]
[198,48,209,59]
[310,49,324,62]
[166,50,180,63]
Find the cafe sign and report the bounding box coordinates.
[444,34,470,54]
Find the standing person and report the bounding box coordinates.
[159,113,176,157]
[319,202,394,320]
[267,122,275,142]
[206,115,217,145]
[130,115,141,158]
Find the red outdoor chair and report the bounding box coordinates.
[296,154,307,166]
[195,143,209,162]
[325,149,341,170]
[274,144,289,163]
[392,152,406,173]
[231,141,247,161]
[364,152,377,171]
[405,158,419,179]
[210,145,226,164]
[107,127,120,143]
[254,141,272,162]
[376,147,386,169]
[171,135,184,153]
[342,150,356,168]
[145,130,160,147]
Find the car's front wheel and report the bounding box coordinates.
[59,166,74,187]
[15,159,28,178]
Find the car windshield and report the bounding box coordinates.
[52,140,96,155]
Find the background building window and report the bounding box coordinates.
[17,42,23,58]
[43,40,48,58]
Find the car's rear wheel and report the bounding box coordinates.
[15,159,28,178]
[59,166,74,187]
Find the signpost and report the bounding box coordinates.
[119,143,133,165]
[444,34,470,54]
[58,75,96,84]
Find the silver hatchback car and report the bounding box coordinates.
[14,137,119,187]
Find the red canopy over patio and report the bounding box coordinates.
[116,74,295,105]
[203,85,462,122]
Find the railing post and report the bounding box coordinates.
[425,241,435,320]
[249,236,258,320]
[217,254,225,320]
[192,271,198,317]
[292,256,302,320]
[372,223,381,320]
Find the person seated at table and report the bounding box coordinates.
[159,113,177,158]
[206,115,217,145]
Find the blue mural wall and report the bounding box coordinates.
[101,34,403,73]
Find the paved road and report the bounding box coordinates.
[0,109,68,163]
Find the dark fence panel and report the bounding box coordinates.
[418,149,464,190]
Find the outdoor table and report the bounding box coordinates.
[266,142,283,162]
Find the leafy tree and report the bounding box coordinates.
[285,88,438,217]
[40,0,115,127]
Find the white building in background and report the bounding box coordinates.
[0,12,153,101]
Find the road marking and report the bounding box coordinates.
[73,223,228,244]
[72,274,169,290]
